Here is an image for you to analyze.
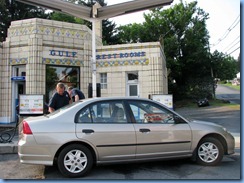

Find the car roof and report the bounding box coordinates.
[81,97,151,102]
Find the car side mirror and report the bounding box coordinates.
[174,115,185,124]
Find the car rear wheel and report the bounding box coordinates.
[196,137,224,166]
[57,144,93,178]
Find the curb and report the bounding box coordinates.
[0,141,18,154]
[0,135,18,154]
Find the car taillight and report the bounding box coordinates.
[23,121,33,135]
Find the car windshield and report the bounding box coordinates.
[47,101,82,117]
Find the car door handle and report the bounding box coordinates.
[139,128,150,133]
[82,129,94,134]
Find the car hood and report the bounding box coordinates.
[190,119,224,128]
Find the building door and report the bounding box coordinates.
[12,66,26,122]
[127,72,139,97]
[17,82,25,95]
[15,82,26,122]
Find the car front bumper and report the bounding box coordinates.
[226,132,235,155]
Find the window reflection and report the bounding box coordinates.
[46,65,80,102]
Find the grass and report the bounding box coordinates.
[174,98,240,109]
[222,83,240,90]
[174,83,240,109]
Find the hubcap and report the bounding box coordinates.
[64,150,87,173]
[198,142,219,163]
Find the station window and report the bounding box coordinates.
[12,65,26,76]
[46,65,80,102]
[100,73,107,89]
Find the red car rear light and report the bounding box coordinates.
[23,121,33,135]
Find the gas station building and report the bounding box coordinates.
[0,18,168,124]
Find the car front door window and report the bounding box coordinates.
[128,101,174,124]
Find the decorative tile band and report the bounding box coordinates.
[8,25,86,39]
[97,59,149,67]
[9,58,149,67]
[43,58,84,66]
[10,58,28,65]
[96,45,160,52]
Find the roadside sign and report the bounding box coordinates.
[11,76,26,81]
[151,94,173,109]
[19,95,44,115]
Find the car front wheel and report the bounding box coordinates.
[196,137,224,166]
[57,144,93,178]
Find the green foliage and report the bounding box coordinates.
[50,12,85,24]
[223,83,240,90]
[211,50,238,80]
[0,0,49,42]
[102,20,121,45]
[118,23,146,43]
[186,77,214,99]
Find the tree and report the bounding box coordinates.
[102,19,121,45]
[0,0,49,42]
[50,12,84,24]
[118,23,146,43]
[211,50,238,81]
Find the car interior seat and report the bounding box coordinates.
[111,106,125,122]
[116,108,125,122]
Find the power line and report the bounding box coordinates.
[163,15,185,38]
[224,40,240,53]
[227,47,240,56]
[222,35,240,52]
[211,15,240,48]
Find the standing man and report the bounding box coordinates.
[48,83,71,113]
[68,86,85,102]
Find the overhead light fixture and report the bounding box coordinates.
[16,0,173,20]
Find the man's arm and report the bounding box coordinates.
[74,95,80,102]
[48,94,56,113]
[48,107,55,113]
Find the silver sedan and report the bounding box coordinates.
[18,97,235,178]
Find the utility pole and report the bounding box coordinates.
[91,1,101,97]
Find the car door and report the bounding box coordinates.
[127,100,192,159]
[75,100,136,162]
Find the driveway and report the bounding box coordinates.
[215,84,240,104]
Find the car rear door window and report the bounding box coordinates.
[76,107,92,123]
[76,101,128,123]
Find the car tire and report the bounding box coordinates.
[196,137,224,166]
[57,144,93,178]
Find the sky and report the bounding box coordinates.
[106,0,241,59]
